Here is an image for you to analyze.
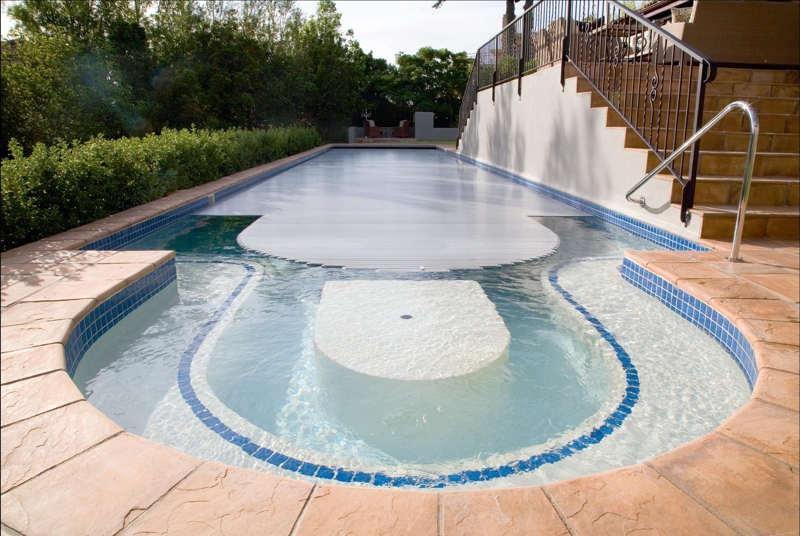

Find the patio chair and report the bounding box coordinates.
[394,120,411,138]
[363,120,381,138]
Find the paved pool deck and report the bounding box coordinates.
[1,145,797,535]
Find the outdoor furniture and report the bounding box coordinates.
[394,120,411,138]
[363,120,381,138]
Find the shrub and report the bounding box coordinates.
[1,126,322,251]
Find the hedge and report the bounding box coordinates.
[1,126,322,251]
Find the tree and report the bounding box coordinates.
[381,47,471,128]
[294,0,364,137]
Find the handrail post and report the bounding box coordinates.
[728,105,759,262]
[624,101,758,263]
[680,60,708,224]
[518,13,526,97]
[561,0,573,89]
[493,36,498,102]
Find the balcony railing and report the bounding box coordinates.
[456,0,717,224]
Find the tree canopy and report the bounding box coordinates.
[1,0,472,153]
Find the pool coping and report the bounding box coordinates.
[1,145,797,535]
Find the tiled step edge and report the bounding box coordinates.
[64,258,177,376]
[444,149,708,252]
[621,257,757,388]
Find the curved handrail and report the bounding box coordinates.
[626,101,759,262]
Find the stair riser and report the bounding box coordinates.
[626,130,799,153]
[613,110,798,134]
[571,66,797,84]
[615,94,800,115]
[698,214,800,239]
[647,152,800,177]
[671,181,799,206]
[706,96,799,115]
[596,78,799,101]
[706,82,799,99]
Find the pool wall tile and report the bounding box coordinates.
[64,258,177,376]
[621,257,757,389]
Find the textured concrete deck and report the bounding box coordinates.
[1,145,798,535]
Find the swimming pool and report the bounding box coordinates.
[71,149,750,489]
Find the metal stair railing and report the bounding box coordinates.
[456,1,571,147]
[625,101,759,262]
[565,0,717,224]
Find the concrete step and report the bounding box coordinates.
[663,175,800,206]
[623,127,800,154]
[579,72,799,100]
[687,204,800,239]
[603,93,799,116]
[607,107,798,134]
[706,95,799,115]
[646,150,800,177]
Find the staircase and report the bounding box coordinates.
[572,65,800,239]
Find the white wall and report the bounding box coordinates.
[458,66,701,241]
[414,112,459,141]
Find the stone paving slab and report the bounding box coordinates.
[753,367,800,411]
[718,400,799,467]
[0,433,200,536]
[294,485,438,536]
[0,277,64,307]
[0,320,74,354]
[0,345,65,385]
[545,464,738,535]
[0,371,83,427]
[441,487,568,536]
[648,433,799,536]
[18,278,129,304]
[0,299,95,327]
[1,401,121,493]
[753,341,800,373]
[122,462,313,536]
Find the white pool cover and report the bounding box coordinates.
[199,149,587,270]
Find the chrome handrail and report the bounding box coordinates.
[625,101,759,262]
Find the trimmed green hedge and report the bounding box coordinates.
[1,126,322,251]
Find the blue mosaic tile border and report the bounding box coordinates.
[65,259,177,376]
[175,259,639,488]
[621,257,757,389]
[442,150,708,252]
[80,148,332,251]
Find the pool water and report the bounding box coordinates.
[73,215,751,488]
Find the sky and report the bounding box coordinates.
[1,1,511,62]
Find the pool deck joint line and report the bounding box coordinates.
[1,144,797,535]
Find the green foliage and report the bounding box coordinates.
[374,47,471,128]
[0,126,322,250]
[2,1,475,145]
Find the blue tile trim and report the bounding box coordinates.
[176,259,639,488]
[620,257,757,389]
[79,148,332,251]
[65,258,177,376]
[440,149,708,252]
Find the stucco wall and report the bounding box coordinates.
[414,112,459,141]
[458,66,700,240]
